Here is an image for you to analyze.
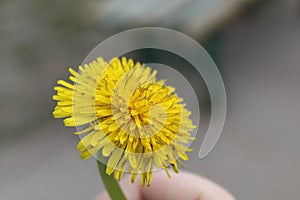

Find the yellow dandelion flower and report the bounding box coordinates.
[53,57,196,186]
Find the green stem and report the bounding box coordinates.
[97,151,127,200]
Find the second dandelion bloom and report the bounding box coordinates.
[53,57,196,186]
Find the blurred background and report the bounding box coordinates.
[1,0,300,199]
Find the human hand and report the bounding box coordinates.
[96,171,235,200]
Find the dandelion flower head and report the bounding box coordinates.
[53,57,196,186]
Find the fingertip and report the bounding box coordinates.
[140,170,235,200]
[96,170,235,200]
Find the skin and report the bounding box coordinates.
[96,171,236,200]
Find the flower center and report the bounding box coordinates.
[129,102,152,127]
